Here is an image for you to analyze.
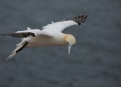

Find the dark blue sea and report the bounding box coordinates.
[0,0,121,87]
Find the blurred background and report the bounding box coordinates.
[0,0,121,87]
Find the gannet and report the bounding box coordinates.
[1,15,87,60]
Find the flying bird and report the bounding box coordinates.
[1,15,87,60]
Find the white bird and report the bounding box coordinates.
[1,15,87,60]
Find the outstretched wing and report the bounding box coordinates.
[1,32,35,38]
[6,41,28,60]
[1,29,42,38]
[1,28,54,38]
[42,15,88,32]
[1,15,88,38]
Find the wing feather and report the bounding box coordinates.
[42,15,88,32]
[1,15,87,38]
[1,32,35,38]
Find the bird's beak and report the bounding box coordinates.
[68,45,72,55]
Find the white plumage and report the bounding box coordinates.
[1,15,87,60]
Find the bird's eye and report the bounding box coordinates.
[67,42,69,45]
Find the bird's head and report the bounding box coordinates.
[64,34,76,55]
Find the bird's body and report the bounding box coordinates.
[23,32,66,47]
[1,15,87,60]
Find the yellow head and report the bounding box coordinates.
[64,34,76,54]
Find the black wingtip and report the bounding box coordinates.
[0,32,35,38]
[82,15,88,23]
[76,15,88,25]
[66,14,88,25]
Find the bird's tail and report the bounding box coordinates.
[5,41,28,60]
